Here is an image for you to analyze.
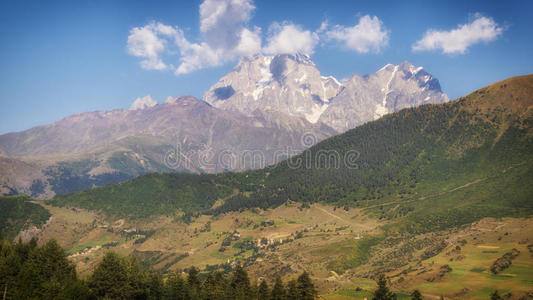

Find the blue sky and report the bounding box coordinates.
[0,0,532,134]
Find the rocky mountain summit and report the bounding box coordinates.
[204,54,448,132]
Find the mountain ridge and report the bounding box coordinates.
[0,56,449,198]
[0,96,334,197]
[204,54,448,131]
[49,74,533,222]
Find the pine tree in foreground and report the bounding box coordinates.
[296,271,317,300]
[164,271,190,300]
[258,279,270,300]
[270,275,286,300]
[88,252,129,299]
[491,290,503,300]
[411,289,422,300]
[287,280,298,299]
[231,264,253,300]
[372,274,396,300]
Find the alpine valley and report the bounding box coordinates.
[0,54,448,198]
[2,73,532,299]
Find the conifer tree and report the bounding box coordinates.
[286,280,298,299]
[231,265,252,300]
[201,272,217,299]
[147,270,164,300]
[0,240,17,300]
[215,271,231,300]
[188,266,200,288]
[188,266,201,298]
[258,279,270,300]
[88,251,129,299]
[18,239,77,299]
[270,275,286,300]
[164,271,190,300]
[411,289,422,300]
[296,271,316,300]
[124,256,150,298]
[372,274,395,300]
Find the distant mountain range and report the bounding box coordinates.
[0,54,448,198]
[204,53,447,132]
[49,74,533,222]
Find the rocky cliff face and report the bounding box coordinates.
[204,53,341,124]
[320,61,448,132]
[204,55,448,132]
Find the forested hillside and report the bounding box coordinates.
[0,195,51,239]
[49,75,533,231]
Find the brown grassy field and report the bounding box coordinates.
[30,201,533,299]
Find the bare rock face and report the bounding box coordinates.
[204,53,341,124]
[204,55,448,133]
[15,225,42,243]
[319,62,448,132]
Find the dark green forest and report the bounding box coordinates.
[0,195,50,240]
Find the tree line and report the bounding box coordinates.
[0,237,317,299]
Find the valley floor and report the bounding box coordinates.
[24,201,533,299]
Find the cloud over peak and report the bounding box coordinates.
[126,0,394,74]
[127,0,261,75]
[263,23,319,55]
[325,15,389,53]
[200,0,255,49]
[127,22,174,71]
[412,14,503,54]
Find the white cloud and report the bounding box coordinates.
[127,0,261,74]
[130,95,158,110]
[200,0,255,50]
[316,21,329,34]
[126,1,391,74]
[412,14,503,54]
[127,24,168,70]
[174,0,260,74]
[234,27,262,56]
[263,23,319,55]
[325,15,389,53]
[174,37,223,75]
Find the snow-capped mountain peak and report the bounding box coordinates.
[203,53,340,124]
[204,58,448,133]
